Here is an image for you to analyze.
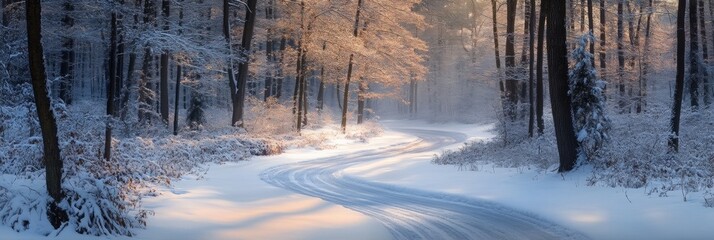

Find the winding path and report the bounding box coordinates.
[260,128,587,240]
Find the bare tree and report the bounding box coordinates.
[159,0,170,124]
[26,0,67,228]
[234,0,258,128]
[690,0,701,108]
[528,0,536,137]
[536,0,548,135]
[547,0,579,172]
[490,0,505,98]
[669,0,687,152]
[699,0,709,106]
[341,0,364,133]
[505,0,518,119]
[599,0,607,76]
[59,0,74,105]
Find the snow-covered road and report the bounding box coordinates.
[260,128,586,240]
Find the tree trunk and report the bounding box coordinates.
[639,0,653,113]
[233,0,258,128]
[357,80,367,124]
[264,1,275,101]
[173,4,183,135]
[342,0,364,133]
[587,0,594,66]
[105,11,118,162]
[627,2,639,113]
[115,15,125,117]
[617,0,626,111]
[490,0,505,97]
[317,42,326,111]
[26,0,68,229]
[669,0,686,152]
[520,0,532,119]
[547,0,579,172]
[536,0,547,135]
[699,0,709,106]
[276,37,286,99]
[690,0,700,108]
[599,0,607,74]
[505,0,518,120]
[159,0,170,124]
[139,0,156,124]
[224,0,238,125]
[121,51,136,120]
[59,0,74,105]
[528,0,536,137]
[296,48,308,131]
[336,83,343,111]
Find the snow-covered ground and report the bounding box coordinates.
[348,120,714,240]
[4,120,713,239]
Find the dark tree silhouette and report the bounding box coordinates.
[669,0,687,152]
[26,0,68,228]
[547,0,579,172]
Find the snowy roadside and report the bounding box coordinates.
[0,98,384,239]
[0,118,392,240]
[344,120,714,240]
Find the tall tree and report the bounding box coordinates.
[504,0,518,119]
[689,0,701,108]
[520,0,532,119]
[173,1,184,135]
[159,0,170,124]
[669,0,686,152]
[224,0,238,126]
[616,0,626,111]
[59,1,74,105]
[120,0,140,120]
[296,0,308,132]
[698,0,709,106]
[264,0,276,101]
[528,0,536,137]
[317,42,326,111]
[587,0,594,65]
[490,0,505,98]
[547,0,579,172]
[536,0,548,135]
[233,0,258,128]
[599,0,607,75]
[638,0,653,113]
[26,0,67,228]
[105,10,118,161]
[139,0,156,123]
[341,0,364,133]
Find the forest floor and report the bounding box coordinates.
[3,119,714,239]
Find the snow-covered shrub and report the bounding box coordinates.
[0,173,56,235]
[435,101,714,202]
[568,32,611,162]
[245,97,295,136]
[0,101,280,236]
[434,124,557,171]
[588,106,714,197]
[344,121,384,142]
[492,104,531,147]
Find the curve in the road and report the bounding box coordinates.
[260,128,587,240]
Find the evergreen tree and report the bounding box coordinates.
[569,32,611,161]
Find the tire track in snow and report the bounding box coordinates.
[260,128,588,240]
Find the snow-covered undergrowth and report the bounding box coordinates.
[0,98,382,236]
[434,104,714,205]
[0,102,263,236]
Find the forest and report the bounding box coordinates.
[1,0,714,239]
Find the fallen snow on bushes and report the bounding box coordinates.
[0,99,382,238]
